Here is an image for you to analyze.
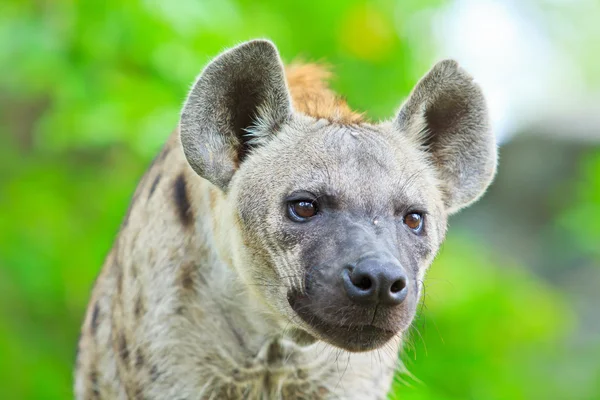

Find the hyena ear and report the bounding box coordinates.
[396,60,497,214]
[180,40,292,191]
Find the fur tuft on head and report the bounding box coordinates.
[285,63,365,124]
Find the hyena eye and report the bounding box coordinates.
[288,200,318,222]
[403,212,424,233]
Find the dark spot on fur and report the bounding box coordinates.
[150,365,160,382]
[159,146,170,161]
[89,369,100,398]
[111,249,123,296]
[147,145,170,171]
[297,369,308,379]
[148,173,161,200]
[173,174,194,227]
[266,340,284,364]
[116,264,123,295]
[90,302,100,335]
[118,333,130,364]
[135,349,145,369]
[134,294,144,318]
[182,273,193,290]
[180,262,196,291]
[134,387,145,400]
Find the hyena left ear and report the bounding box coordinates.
[180,40,292,191]
[396,60,497,214]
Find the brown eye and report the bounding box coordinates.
[404,212,423,232]
[288,200,318,222]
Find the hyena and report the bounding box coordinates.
[75,40,496,399]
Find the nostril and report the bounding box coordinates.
[352,274,372,291]
[390,278,406,294]
[343,268,378,306]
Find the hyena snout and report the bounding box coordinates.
[342,258,408,307]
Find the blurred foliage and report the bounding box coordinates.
[393,237,572,400]
[0,0,599,399]
[557,153,600,260]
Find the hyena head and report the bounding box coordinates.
[180,40,496,352]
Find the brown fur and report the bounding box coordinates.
[285,63,365,124]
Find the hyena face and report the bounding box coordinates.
[230,122,445,351]
[180,40,496,352]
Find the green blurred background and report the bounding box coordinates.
[1,0,599,399]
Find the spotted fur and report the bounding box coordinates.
[75,40,496,399]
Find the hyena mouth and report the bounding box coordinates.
[287,291,398,352]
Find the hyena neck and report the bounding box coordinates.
[128,133,289,359]
[205,187,306,343]
[189,171,306,357]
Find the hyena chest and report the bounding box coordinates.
[204,338,339,400]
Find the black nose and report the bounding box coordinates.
[342,259,408,306]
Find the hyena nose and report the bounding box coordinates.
[342,259,408,306]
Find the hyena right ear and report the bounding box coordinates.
[180,40,293,191]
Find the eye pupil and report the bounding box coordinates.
[287,199,318,222]
[293,201,316,219]
[404,213,423,231]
